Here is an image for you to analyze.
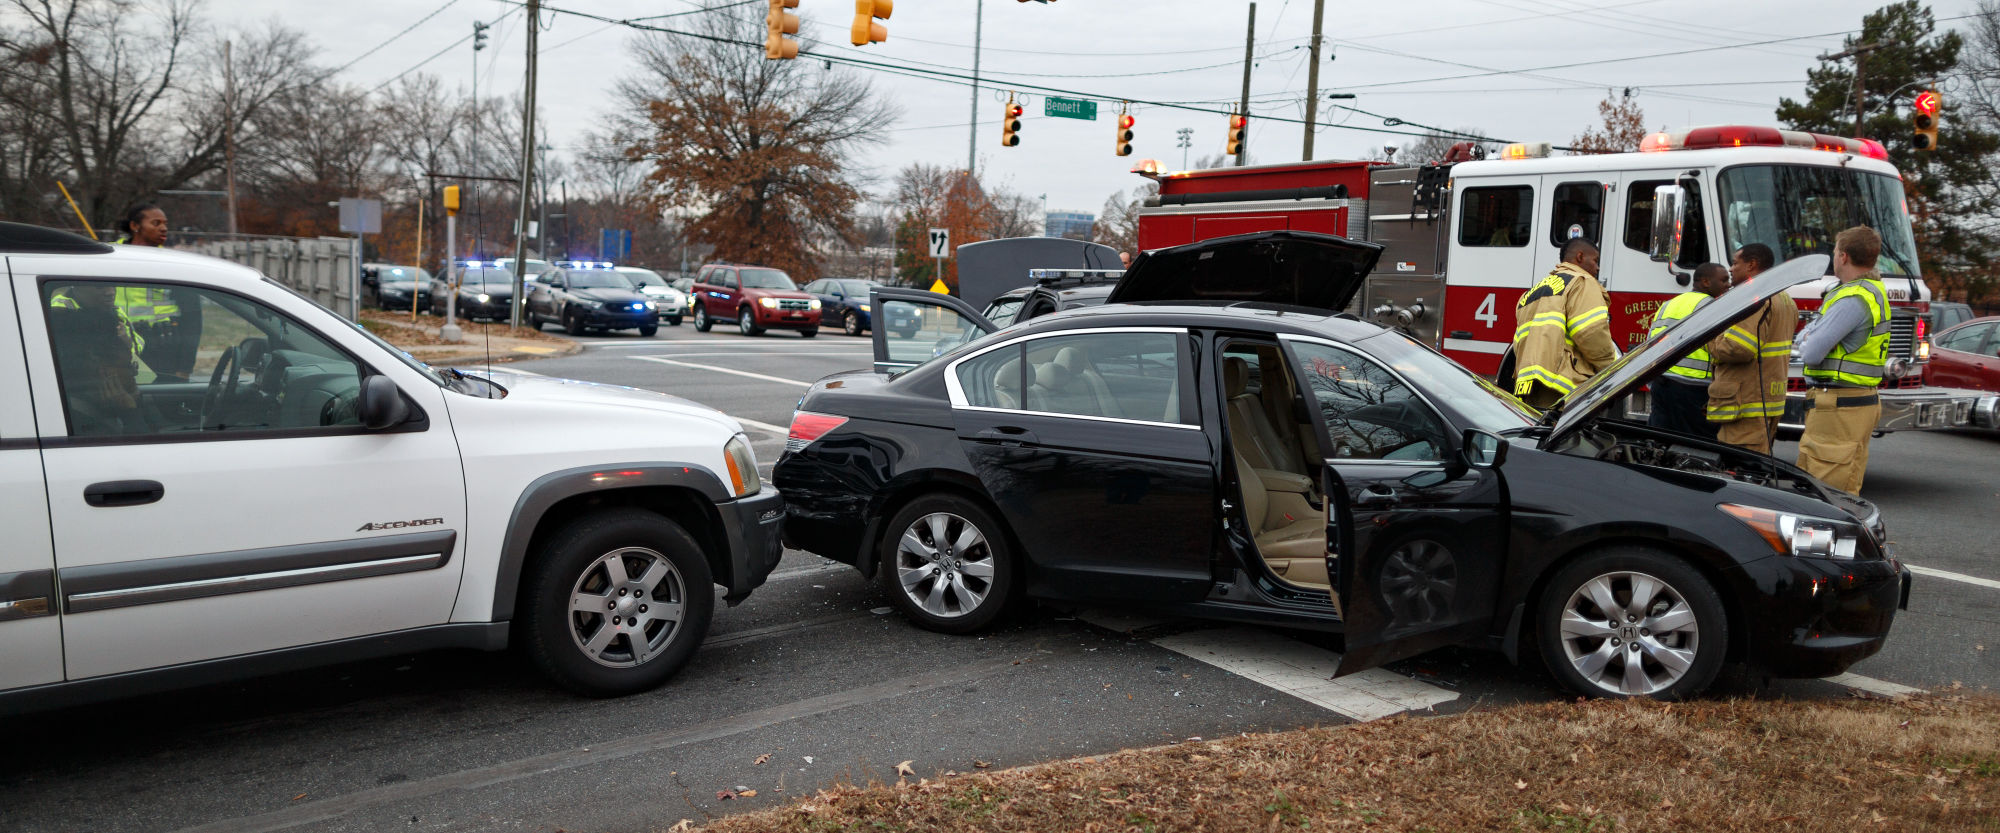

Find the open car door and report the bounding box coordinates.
[870,287,996,374]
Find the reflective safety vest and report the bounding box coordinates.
[1648,291,1714,384]
[115,286,178,324]
[1801,276,1890,388]
[49,292,146,360]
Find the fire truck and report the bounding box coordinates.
[1133,125,1995,434]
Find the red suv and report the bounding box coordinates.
[690,263,822,337]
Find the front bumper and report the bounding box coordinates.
[457,298,513,319]
[581,308,656,329]
[1781,386,1989,433]
[1739,554,1909,678]
[752,307,822,329]
[713,487,786,605]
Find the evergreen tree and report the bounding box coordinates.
[1776,1,2000,285]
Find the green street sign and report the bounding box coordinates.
[1044,97,1098,121]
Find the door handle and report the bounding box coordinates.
[976,426,1038,446]
[84,480,165,508]
[1355,485,1397,506]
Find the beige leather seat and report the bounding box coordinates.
[991,356,1022,409]
[1235,448,1329,588]
[1224,356,1307,476]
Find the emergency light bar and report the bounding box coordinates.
[1637,126,1889,161]
[1499,142,1552,159]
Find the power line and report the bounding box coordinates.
[370,7,521,94]
[326,0,463,77]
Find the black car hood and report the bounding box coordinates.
[569,287,647,304]
[1543,254,1828,447]
[1107,230,1382,312]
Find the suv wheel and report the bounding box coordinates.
[739,307,763,336]
[798,327,817,339]
[843,311,861,336]
[1535,546,1726,700]
[519,509,714,696]
[880,495,1015,634]
[693,305,712,332]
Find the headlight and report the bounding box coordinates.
[475,293,491,303]
[861,304,871,312]
[808,298,822,310]
[723,434,760,497]
[642,301,655,310]
[759,297,778,309]
[1720,503,1862,559]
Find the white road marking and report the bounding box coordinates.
[732,414,791,436]
[763,562,853,582]
[629,354,814,386]
[1823,672,1926,697]
[1907,563,2000,592]
[1150,627,1459,722]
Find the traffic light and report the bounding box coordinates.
[851,0,891,46]
[1226,113,1248,156]
[472,21,489,51]
[1913,90,1941,151]
[1114,113,1135,157]
[766,0,800,60]
[1000,99,1022,147]
[443,185,460,217]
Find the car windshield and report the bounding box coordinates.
[567,271,635,290]
[839,279,877,295]
[740,268,796,290]
[459,268,514,287]
[1718,165,1921,278]
[1351,329,1538,430]
[620,269,666,287]
[376,265,431,284]
[985,297,1025,327]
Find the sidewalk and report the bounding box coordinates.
[357,309,582,367]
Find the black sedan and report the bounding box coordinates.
[363,263,433,311]
[430,266,517,321]
[526,265,659,336]
[803,277,882,336]
[774,231,1909,700]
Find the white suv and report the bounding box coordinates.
[0,223,783,712]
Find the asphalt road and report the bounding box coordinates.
[4,322,1994,833]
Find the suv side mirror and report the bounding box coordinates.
[1648,184,1688,263]
[359,375,410,430]
[1462,428,1508,468]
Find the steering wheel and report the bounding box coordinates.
[200,343,241,430]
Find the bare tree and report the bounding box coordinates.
[1570,93,1650,155]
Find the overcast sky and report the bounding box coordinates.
[219,0,1980,219]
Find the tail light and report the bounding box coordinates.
[786,411,849,452]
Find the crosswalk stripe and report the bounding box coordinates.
[1148,627,1459,722]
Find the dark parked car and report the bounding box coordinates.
[1925,315,2000,393]
[775,232,1909,700]
[1930,301,1976,333]
[430,264,518,322]
[526,263,658,336]
[803,277,882,336]
[363,263,433,311]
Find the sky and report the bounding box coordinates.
[213,0,1983,220]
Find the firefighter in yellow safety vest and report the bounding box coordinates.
[1644,262,1730,440]
[1794,227,1892,493]
[1703,244,1797,455]
[110,203,203,382]
[1512,239,1620,410]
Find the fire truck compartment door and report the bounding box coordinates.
[1108,230,1382,313]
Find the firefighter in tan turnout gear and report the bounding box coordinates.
[1795,227,1892,493]
[1511,239,1620,409]
[1704,244,1797,455]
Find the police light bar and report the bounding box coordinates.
[1499,142,1552,159]
[1637,125,1889,161]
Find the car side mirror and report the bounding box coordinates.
[1648,184,1687,263]
[1462,428,1507,469]
[358,375,409,430]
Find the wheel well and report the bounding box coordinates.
[858,477,1019,582]
[521,486,730,595]
[1518,537,1748,664]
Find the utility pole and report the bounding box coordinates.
[1176,127,1194,169]
[509,0,540,329]
[1820,41,1892,138]
[223,40,239,234]
[967,0,983,178]
[1236,3,1255,167]
[1301,0,1326,160]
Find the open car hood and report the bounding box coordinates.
[1106,230,1382,312]
[1544,254,1828,446]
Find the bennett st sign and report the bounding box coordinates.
[1045,97,1097,121]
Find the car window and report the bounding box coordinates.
[985,298,1025,328]
[841,280,876,296]
[1021,332,1184,423]
[1286,340,1452,461]
[802,280,824,293]
[1941,322,1994,352]
[956,343,1023,410]
[1459,185,1532,248]
[883,298,990,367]
[42,280,366,438]
[1549,181,1604,247]
[1623,179,1669,253]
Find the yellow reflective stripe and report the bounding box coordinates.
[1759,341,1794,358]
[1514,315,1568,340]
[1567,306,1608,334]
[1721,327,1758,350]
[1514,366,1575,394]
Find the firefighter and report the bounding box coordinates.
[1511,238,1618,409]
[1645,262,1731,439]
[1795,227,1890,492]
[112,204,202,383]
[1704,244,1796,454]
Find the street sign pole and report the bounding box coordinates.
[442,214,462,342]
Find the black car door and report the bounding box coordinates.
[1277,334,1507,676]
[946,328,1215,602]
[870,288,996,374]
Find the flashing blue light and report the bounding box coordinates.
[630,302,645,310]
[390,268,406,276]
[600,261,614,268]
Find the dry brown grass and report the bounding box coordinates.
[356,309,570,348]
[686,694,2000,832]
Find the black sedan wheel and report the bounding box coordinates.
[843,311,861,336]
[565,309,586,336]
[1536,547,1726,700]
[881,496,1014,633]
[519,509,713,696]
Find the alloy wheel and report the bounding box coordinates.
[894,512,997,619]
[566,546,688,668]
[1556,570,1700,696]
[844,311,860,336]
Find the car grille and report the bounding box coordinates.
[777,298,811,311]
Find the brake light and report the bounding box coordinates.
[1684,125,1783,148]
[786,411,849,452]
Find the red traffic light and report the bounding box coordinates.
[1008,103,1024,118]
[1914,90,1940,117]
[1229,114,1247,130]
[1118,114,1136,129]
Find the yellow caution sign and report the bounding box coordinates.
[929,277,949,294]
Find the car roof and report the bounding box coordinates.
[12,243,268,286]
[1010,298,1382,340]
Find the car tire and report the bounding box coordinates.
[880,495,1015,634]
[1535,546,1727,700]
[693,305,712,332]
[518,509,714,697]
[565,309,586,336]
[799,327,817,339]
[638,322,658,337]
[668,315,683,327]
[843,311,861,336]
[739,308,763,336]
